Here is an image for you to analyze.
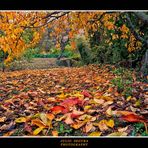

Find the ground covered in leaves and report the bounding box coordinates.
[0,64,148,136]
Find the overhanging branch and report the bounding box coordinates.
[126,13,148,47]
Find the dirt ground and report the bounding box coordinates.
[7,58,60,71]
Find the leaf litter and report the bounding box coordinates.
[0,65,148,136]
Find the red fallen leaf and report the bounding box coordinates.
[3,102,12,107]
[50,106,65,114]
[82,90,92,98]
[61,108,69,114]
[60,97,83,109]
[121,114,146,123]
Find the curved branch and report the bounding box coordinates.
[126,13,148,47]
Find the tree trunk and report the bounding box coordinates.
[140,49,148,76]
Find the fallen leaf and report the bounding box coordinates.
[40,113,48,125]
[64,113,74,125]
[93,98,105,105]
[52,130,58,136]
[15,117,27,123]
[71,120,87,129]
[84,122,93,133]
[84,105,92,111]
[60,97,82,109]
[107,132,128,136]
[89,131,102,136]
[94,120,108,131]
[3,130,15,136]
[71,110,84,118]
[0,117,6,122]
[82,90,92,98]
[121,114,146,123]
[33,127,44,136]
[31,119,46,128]
[106,106,113,117]
[50,106,65,114]
[106,119,114,128]
[103,101,114,107]
[46,113,55,121]
[118,126,128,132]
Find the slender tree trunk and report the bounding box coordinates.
[140,49,148,76]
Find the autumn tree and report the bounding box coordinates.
[0,11,147,74]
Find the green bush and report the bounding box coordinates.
[22,47,40,62]
[111,77,124,93]
[75,36,91,64]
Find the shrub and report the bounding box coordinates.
[75,35,91,64]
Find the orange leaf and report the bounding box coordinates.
[71,121,86,129]
[31,119,46,128]
[121,114,146,123]
[52,130,58,136]
[116,111,137,116]
[50,106,65,114]
[46,113,55,121]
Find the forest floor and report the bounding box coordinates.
[8,58,60,71]
[0,64,148,136]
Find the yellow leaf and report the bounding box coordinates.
[106,119,114,128]
[107,132,128,136]
[89,132,102,136]
[57,93,67,100]
[15,117,26,123]
[93,120,108,132]
[40,113,48,125]
[135,100,141,107]
[126,96,131,101]
[33,127,44,136]
[84,105,91,111]
[101,96,114,101]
